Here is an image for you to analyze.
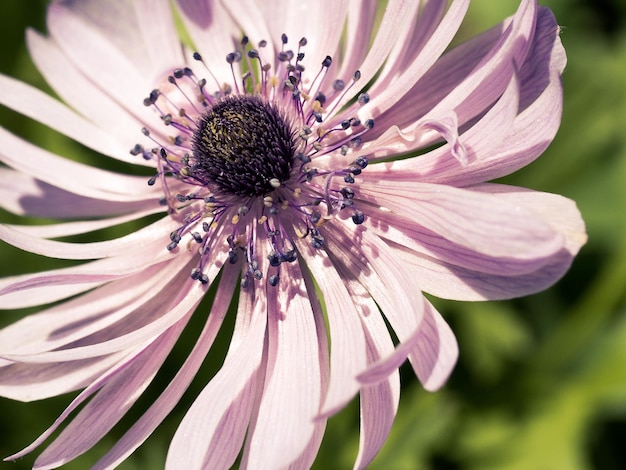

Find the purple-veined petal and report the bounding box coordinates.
[359,299,458,392]
[244,258,323,469]
[0,352,126,402]
[0,74,132,161]
[356,0,470,120]
[0,168,159,219]
[165,271,267,470]
[0,236,184,309]
[26,29,149,149]
[341,279,399,470]
[0,216,177,260]
[4,207,163,240]
[0,127,162,202]
[0,257,214,362]
[7,319,187,469]
[359,181,564,262]
[175,0,243,86]
[297,240,367,419]
[389,184,586,301]
[92,263,240,470]
[47,3,157,114]
[0,262,174,355]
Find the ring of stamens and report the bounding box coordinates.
[132,34,375,286]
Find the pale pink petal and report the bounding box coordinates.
[298,240,367,419]
[21,322,184,469]
[341,280,399,470]
[0,74,132,162]
[26,29,147,147]
[256,0,349,74]
[175,0,242,86]
[134,0,185,74]
[334,1,420,97]
[284,256,331,470]
[47,3,155,111]
[356,0,470,119]
[0,127,162,202]
[0,238,185,309]
[1,263,208,362]
[0,263,170,355]
[354,58,520,169]
[0,216,177,260]
[334,0,377,80]
[0,353,125,402]
[92,264,240,470]
[244,259,323,469]
[0,168,158,219]
[5,207,163,239]
[165,277,267,470]
[389,185,585,301]
[359,182,564,261]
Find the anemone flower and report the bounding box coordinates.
[0,0,586,468]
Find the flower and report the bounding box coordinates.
[0,0,586,468]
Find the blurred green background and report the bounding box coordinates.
[1,0,625,468]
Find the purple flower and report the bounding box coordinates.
[0,0,586,468]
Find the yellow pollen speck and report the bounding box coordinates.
[301,92,310,101]
[258,215,268,224]
[269,76,279,87]
[231,214,240,224]
[317,127,325,137]
[294,187,302,197]
[295,227,308,238]
[211,221,219,229]
[167,136,176,144]
[180,167,190,176]
[312,100,325,113]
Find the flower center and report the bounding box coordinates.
[191,95,296,197]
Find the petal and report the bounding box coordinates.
[244,259,323,469]
[0,74,131,161]
[389,185,586,301]
[357,0,470,119]
[0,352,125,402]
[175,0,241,86]
[0,168,157,219]
[359,182,564,262]
[0,237,182,310]
[0,127,162,202]
[47,2,155,112]
[360,66,520,177]
[298,240,367,419]
[256,0,349,74]
[165,274,267,470]
[11,322,184,469]
[26,29,148,148]
[359,300,458,392]
[0,216,177,260]
[1,258,209,362]
[4,207,163,240]
[0,262,172,355]
[92,264,239,470]
[343,281,399,470]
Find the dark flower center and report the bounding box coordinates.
[191,95,296,197]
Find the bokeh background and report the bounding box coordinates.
[1,0,625,468]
